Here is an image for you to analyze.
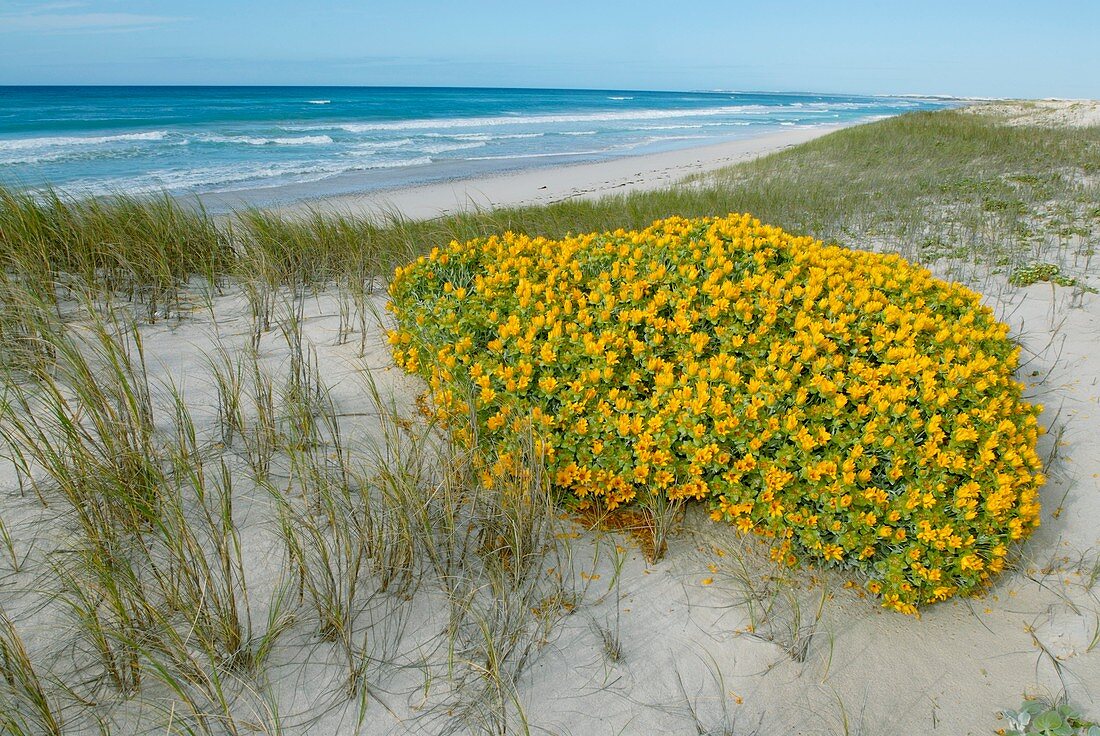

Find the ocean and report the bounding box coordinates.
[0,86,950,209]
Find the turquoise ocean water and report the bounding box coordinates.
[0,86,950,208]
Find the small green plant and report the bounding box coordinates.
[1000,699,1100,736]
[982,198,1028,216]
[1008,262,1089,289]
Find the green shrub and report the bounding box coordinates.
[389,214,1045,614]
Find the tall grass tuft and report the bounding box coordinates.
[0,188,230,319]
[0,298,158,543]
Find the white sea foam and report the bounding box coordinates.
[67,155,436,196]
[426,132,544,141]
[638,122,751,130]
[560,130,598,136]
[352,138,415,150]
[638,124,706,130]
[417,141,487,155]
[2,148,90,165]
[285,105,806,133]
[362,156,432,169]
[466,149,608,161]
[278,100,895,138]
[0,130,168,152]
[196,134,333,146]
[617,135,710,150]
[607,96,634,100]
[307,100,331,105]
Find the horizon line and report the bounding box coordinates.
[0,82,980,100]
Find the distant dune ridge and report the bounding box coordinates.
[964,98,1100,127]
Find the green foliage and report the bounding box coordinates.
[1008,262,1092,289]
[1001,700,1100,736]
[389,214,1046,614]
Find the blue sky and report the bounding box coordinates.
[1,0,1097,97]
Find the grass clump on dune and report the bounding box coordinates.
[389,213,1045,614]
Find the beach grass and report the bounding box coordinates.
[0,103,1097,734]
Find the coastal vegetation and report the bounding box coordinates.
[388,214,1044,614]
[0,105,1097,733]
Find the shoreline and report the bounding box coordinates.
[0,86,950,216]
[273,124,851,221]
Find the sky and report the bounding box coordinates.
[0,0,1097,98]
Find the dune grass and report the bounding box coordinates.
[0,289,582,733]
[0,104,1097,734]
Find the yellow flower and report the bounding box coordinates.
[390,213,1044,615]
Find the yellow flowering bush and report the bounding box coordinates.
[387,214,1044,614]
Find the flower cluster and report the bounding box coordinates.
[388,214,1044,613]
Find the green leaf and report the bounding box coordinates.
[1032,711,1063,731]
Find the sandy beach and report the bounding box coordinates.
[2,101,1099,735]
[281,125,848,221]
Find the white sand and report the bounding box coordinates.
[282,125,847,221]
[964,99,1100,128]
